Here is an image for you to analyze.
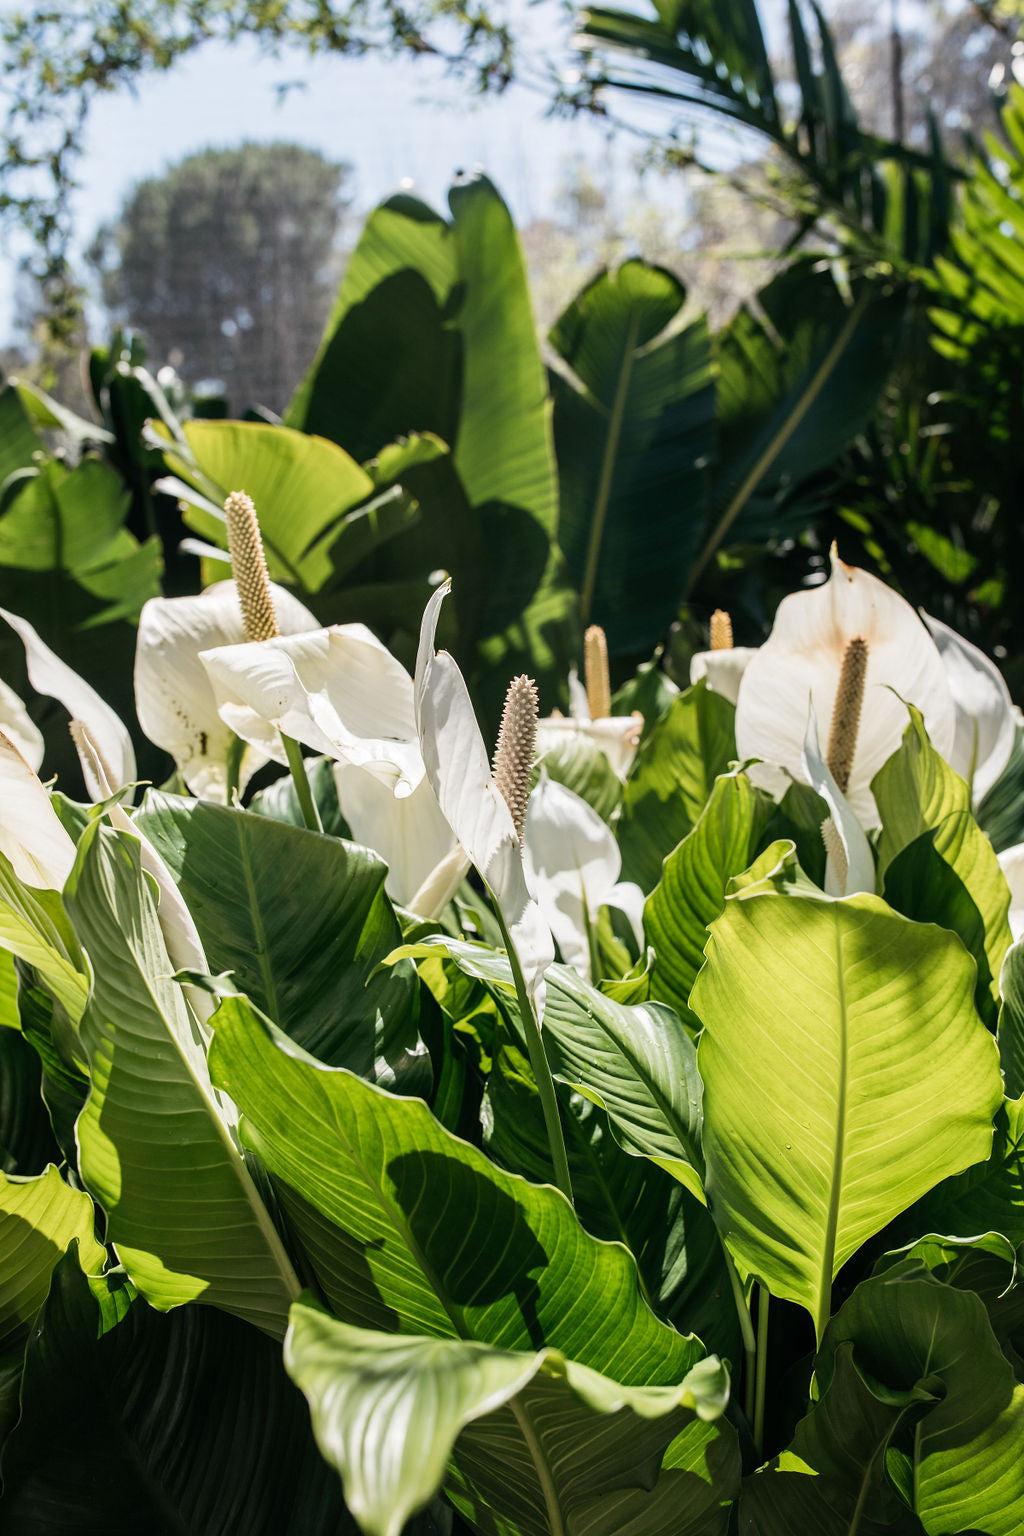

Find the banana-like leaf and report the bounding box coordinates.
[644,770,774,1027]
[154,417,377,593]
[873,706,1012,1026]
[618,682,736,894]
[549,260,715,651]
[208,996,702,1380]
[692,884,1003,1338]
[134,791,423,1082]
[63,822,299,1335]
[389,940,705,1201]
[286,1296,731,1536]
[1,1254,355,1535]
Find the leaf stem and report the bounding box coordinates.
[721,1242,757,1427]
[490,896,574,1207]
[280,731,323,833]
[225,731,244,807]
[754,1284,770,1463]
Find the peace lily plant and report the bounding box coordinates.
[2,507,1023,1536]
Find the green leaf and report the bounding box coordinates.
[0,459,130,573]
[157,417,376,591]
[0,849,87,1024]
[389,940,706,1202]
[618,681,737,894]
[0,384,45,489]
[999,940,1024,1099]
[978,721,1024,853]
[549,261,715,650]
[208,995,702,1377]
[134,791,422,1079]
[0,1165,105,1356]
[248,754,350,838]
[692,885,1003,1338]
[63,822,300,1334]
[286,1295,731,1536]
[873,705,1012,1025]
[915,1094,1024,1246]
[644,770,774,1027]
[0,1023,62,1175]
[1,1255,355,1535]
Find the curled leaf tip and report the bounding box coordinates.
[224,489,279,644]
[826,635,868,795]
[710,608,733,651]
[492,674,538,842]
[583,624,610,720]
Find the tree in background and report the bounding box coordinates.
[88,143,352,415]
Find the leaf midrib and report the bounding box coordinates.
[818,910,849,1342]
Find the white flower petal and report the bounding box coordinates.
[135,581,317,802]
[415,580,553,1018]
[334,763,463,914]
[0,605,135,798]
[0,730,76,889]
[998,844,1024,943]
[567,667,591,722]
[922,612,1015,806]
[523,776,623,981]
[690,647,758,705]
[0,678,43,771]
[801,707,875,897]
[605,880,646,950]
[201,623,422,791]
[735,547,956,829]
[536,715,642,780]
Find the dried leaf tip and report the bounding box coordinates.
[584,624,611,720]
[710,609,733,651]
[826,636,868,795]
[224,490,279,644]
[492,674,538,842]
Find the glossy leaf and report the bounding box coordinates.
[63,822,300,1334]
[0,1165,105,1356]
[693,884,1002,1338]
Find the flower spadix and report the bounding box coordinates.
[537,622,643,780]
[690,606,758,704]
[735,546,956,829]
[415,579,553,1020]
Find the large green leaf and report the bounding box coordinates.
[134,791,422,1080]
[0,384,45,490]
[62,822,299,1334]
[692,883,1003,1338]
[0,459,128,572]
[618,682,737,894]
[0,849,87,1024]
[390,940,706,1201]
[914,1094,1024,1246]
[999,941,1024,1100]
[0,1255,355,1535]
[644,770,774,1027]
[0,1165,105,1357]
[0,1024,62,1176]
[549,259,715,651]
[873,706,1012,1026]
[208,995,701,1378]
[286,1296,730,1536]
[156,417,377,592]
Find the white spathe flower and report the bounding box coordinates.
[0,605,135,800]
[522,773,643,982]
[415,579,554,1022]
[0,678,43,770]
[734,547,957,830]
[136,581,319,803]
[0,730,76,890]
[536,667,646,780]
[333,762,466,918]
[199,620,424,795]
[921,612,1015,807]
[689,647,757,705]
[999,845,1024,944]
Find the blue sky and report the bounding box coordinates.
[0,0,791,342]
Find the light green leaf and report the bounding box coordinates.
[63,822,299,1334]
[286,1295,730,1536]
[999,939,1024,1098]
[916,1094,1024,1246]
[156,417,375,591]
[0,1165,105,1355]
[0,848,87,1024]
[208,995,701,1378]
[693,885,1003,1338]
[645,770,774,1027]
[134,791,422,1080]
[873,705,1012,1024]
[618,682,737,894]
